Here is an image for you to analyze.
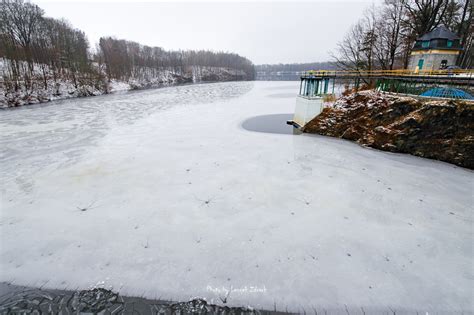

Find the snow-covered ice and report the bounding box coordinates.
[0,81,473,313]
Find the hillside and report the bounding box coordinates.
[0,59,250,107]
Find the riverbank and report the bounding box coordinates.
[0,62,249,108]
[303,91,474,169]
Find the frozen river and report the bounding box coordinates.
[1,81,473,313]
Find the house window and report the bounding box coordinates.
[422,41,430,48]
[418,59,424,70]
[447,40,453,48]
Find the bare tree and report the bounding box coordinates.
[374,0,405,69]
[402,0,450,36]
[334,0,471,70]
[97,37,255,83]
[0,0,43,72]
[332,21,367,71]
[456,0,473,67]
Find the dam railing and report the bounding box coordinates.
[301,69,474,77]
[299,69,474,100]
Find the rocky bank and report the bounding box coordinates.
[303,91,474,169]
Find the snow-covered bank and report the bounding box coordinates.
[303,91,474,169]
[0,59,250,108]
[1,82,473,313]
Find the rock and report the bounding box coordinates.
[303,91,474,169]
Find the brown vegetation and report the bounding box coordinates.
[303,92,474,169]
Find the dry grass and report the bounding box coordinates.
[323,94,337,102]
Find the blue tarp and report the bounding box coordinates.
[420,87,474,100]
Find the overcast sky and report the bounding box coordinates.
[34,0,377,64]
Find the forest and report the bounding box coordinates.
[0,0,255,106]
[97,37,255,83]
[333,0,472,71]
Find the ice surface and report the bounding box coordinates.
[0,81,473,313]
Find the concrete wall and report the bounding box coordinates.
[293,96,323,127]
[408,51,459,71]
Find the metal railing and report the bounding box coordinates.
[301,69,474,78]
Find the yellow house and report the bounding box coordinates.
[408,25,462,71]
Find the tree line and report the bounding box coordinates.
[0,0,255,94]
[97,37,255,82]
[333,0,472,71]
[0,0,94,91]
[256,62,337,73]
[255,62,337,80]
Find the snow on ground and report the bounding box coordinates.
[0,81,473,313]
[108,80,131,92]
[0,59,105,107]
[1,58,247,108]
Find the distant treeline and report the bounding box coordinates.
[0,0,255,93]
[255,62,336,80]
[98,37,255,82]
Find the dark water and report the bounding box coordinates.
[241,114,300,135]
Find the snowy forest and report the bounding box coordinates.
[333,0,473,70]
[97,37,255,84]
[0,0,255,106]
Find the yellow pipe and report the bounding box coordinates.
[302,69,474,77]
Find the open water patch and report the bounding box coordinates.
[241,114,300,135]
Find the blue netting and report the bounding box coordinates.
[420,87,474,100]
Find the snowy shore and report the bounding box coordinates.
[0,59,249,108]
[304,91,474,169]
[1,82,473,313]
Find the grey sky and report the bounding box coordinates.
[34,0,376,64]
